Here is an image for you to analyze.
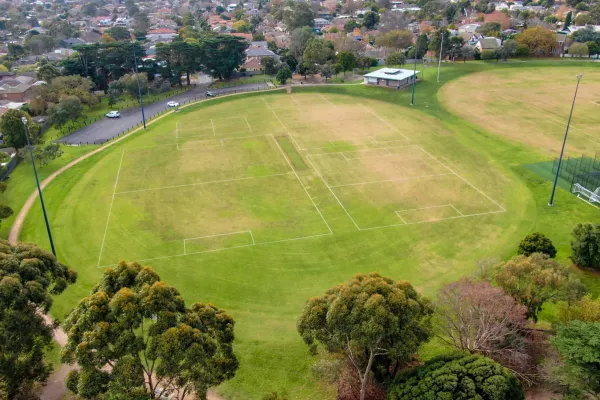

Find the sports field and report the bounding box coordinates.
[442,66,600,157]
[15,62,600,400]
[93,92,505,267]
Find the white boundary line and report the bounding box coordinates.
[415,145,507,212]
[184,230,253,241]
[115,172,294,195]
[210,118,216,135]
[97,232,333,268]
[290,95,305,111]
[359,104,409,140]
[97,150,125,267]
[305,154,361,230]
[271,134,333,234]
[318,93,336,107]
[244,116,252,132]
[328,173,455,188]
[360,210,506,231]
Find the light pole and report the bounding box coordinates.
[437,33,444,83]
[548,74,583,207]
[22,117,56,256]
[131,41,146,129]
[410,41,419,106]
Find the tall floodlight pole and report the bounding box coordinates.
[411,42,419,106]
[437,34,444,83]
[548,74,583,207]
[22,117,56,256]
[132,41,147,129]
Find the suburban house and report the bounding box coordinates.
[555,31,569,56]
[476,37,501,52]
[0,75,39,102]
[363,68,417,89]
[314,18,332,32]
[147,28,177,43]
[241,43,279,71]
[61,37,86,48]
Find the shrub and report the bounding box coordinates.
[388,353,524,400]
[517,232,557,258]
[571,223,600,270]
[514,44,530,57]
[481,50,496,60]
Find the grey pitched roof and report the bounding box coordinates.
[245,47,278,57]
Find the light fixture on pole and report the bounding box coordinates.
[132,41,147,129]
[548,74,583,207]
[22,116,56,256]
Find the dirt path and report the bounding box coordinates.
[40,314,225,400]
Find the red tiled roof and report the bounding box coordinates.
[148,28,176,34]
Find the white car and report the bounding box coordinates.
[167,101,180,107]
[106,111,120,118]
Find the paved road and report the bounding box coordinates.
[58,82,271,145]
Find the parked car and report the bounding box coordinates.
[106,111,121,118]
[206,91,216,97]
[167,101,179,107]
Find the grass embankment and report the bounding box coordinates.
[3,60,598,399]
[210,74,273,88]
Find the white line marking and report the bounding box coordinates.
[360,104,409,140]
[396,213,408,224]
[244,116,252,132]
[271,135,333,234]
[305,154,361,230]
[308,144,421,157]
[318,93,335,106]
[396,204,455,213]
[449,204,464,216]
[290,95,304,111]
[210,119,216,135]
[183,239,186,255]
[261,97,273,110]
[415,145,507,212]
[360,210,506,231]
[184,230,252,241]
[328,173,455,188]
[115,172,294,195]
[97,232,333,268]
[97,150,125,267]
[262,97,306,153]
[249,230,256,245]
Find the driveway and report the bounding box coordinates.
[58,82,271,145]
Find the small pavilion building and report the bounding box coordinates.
[363,68,418,89]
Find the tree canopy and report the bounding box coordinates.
[284,2,315,30]
[62,261,238,400]
[0,240,77,398]
[297,273,433,400]
[570,223,600,270]
[551,321,600,398]
[517,232,557,258]
[388,353,524,400]
[516,27,556,55]
[0,109,37,150]
[435,278,531,374]
[495,253,586,322]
